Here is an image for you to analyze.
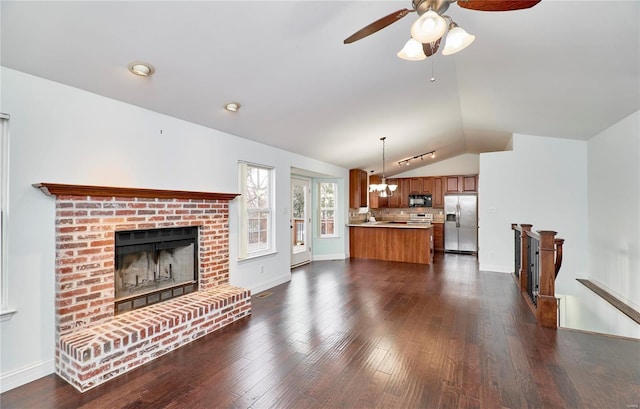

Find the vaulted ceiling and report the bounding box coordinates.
[2,1,639,176]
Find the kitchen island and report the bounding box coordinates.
[348,222,433,264]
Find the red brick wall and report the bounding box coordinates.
[55,196,230,337]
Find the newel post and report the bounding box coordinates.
[537,230,558,329]
[519,224,532,293]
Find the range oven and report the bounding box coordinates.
[409,194,432,208]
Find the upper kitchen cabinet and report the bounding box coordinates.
[399,179,410,208]
[421,177,433,194]
[349,169,368,208]
[386,178,409,208]
[445,175,478,193]
[433,177,444,208]
[409,178,422,194]
[369,175,388,209]
[386,178,400,208]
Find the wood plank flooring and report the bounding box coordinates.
[2,253,639,408]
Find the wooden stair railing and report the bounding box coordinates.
[511,224,564,329]
[554,238,564,278]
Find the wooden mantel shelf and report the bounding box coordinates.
[33,183,240,201]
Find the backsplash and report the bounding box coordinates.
[349,207,445,223]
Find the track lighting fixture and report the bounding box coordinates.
[398,150,436,167]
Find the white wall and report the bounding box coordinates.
[479,126,640,339]
[394,153,479,178]
[477,134,588,296]
[584,110,639,337]
[0,67,349,391]
[311,178,347,261]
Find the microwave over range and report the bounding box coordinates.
[409,194,432,208]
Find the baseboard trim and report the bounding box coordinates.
[479,263,512,273]
[251,275,291,294]
[312,253,347,261]
[0,359,54,393]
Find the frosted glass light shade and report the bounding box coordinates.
[397,38,426,61]
[442,26,476,55]
[410,10,447,44]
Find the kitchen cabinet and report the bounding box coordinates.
[349,169,368,208]
[462,175,477,192]
[433,177,444,208]
[399,179,410,208]
[369,175,388,209]
[409,178,422,194]
[386,178,400,208]
[433,223,444,252]
[421,177,433,194]
[446,176,460,193]
[445,175,478,193]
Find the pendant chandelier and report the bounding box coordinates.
[369,137,398,198]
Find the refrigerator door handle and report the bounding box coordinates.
[456,203,460,228]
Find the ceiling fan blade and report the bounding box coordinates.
[344,8,414,44]
[422,39,441,57]
[457,0,541,12]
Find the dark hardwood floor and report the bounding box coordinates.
[2,254,639,408]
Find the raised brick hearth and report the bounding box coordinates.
[34,183,251,392]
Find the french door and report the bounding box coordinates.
[291,177,311,267]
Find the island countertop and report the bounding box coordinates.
[346,221,433,229]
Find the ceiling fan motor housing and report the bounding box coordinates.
[413,0,451,15]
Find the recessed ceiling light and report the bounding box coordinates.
[225,102,240,112]
[128,61,155,77]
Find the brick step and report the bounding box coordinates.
[58,285,251,392]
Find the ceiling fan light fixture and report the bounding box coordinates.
[442,25,476,55]
[397,38,427,61]
[410,10,447,43]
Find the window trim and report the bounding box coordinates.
[0,113,16,321]
[318,181,338,238]
[238,161,276,260]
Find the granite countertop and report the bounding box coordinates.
[347,221,433,229]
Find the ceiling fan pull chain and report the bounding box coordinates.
[430,60,436,83]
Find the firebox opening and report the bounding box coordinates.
[114,226,198,314]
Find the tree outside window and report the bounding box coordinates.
[319,182,337,237]
[239,162,274,259]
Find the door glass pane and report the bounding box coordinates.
[292,184,305,248]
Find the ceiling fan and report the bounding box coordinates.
[344,0,541,59]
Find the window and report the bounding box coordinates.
[319,182,337,237]
[238,162,275,259]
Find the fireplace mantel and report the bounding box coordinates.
[33,182,240,201]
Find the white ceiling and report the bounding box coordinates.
[2,1,639,177]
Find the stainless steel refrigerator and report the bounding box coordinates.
[444,194,477,253]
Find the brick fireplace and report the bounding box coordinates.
[34,183,251,392]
